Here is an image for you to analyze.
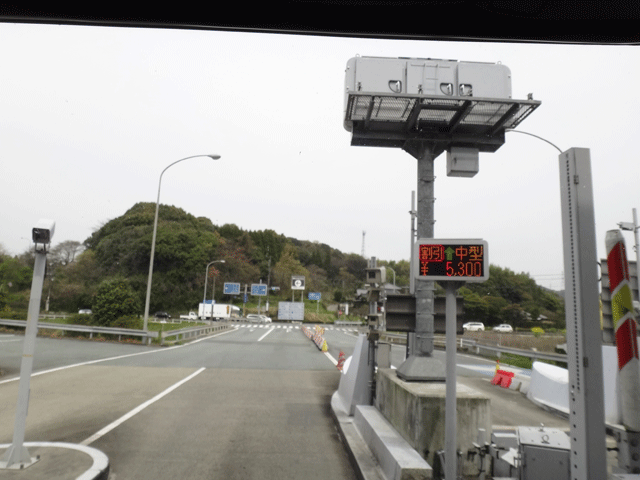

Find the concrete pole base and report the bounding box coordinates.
[396,354,446,382]
[0,445,39,470]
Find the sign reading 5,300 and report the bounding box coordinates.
[414,239,488,282]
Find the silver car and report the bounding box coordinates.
[463,322,485,332]
[493,324,513,333]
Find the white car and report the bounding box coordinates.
[259,315,272,323]
[246,314,260,323]
[493,324,513,333]
[463,322,485,332]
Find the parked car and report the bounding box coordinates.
[154,311,171,319]
[463,322,485,332]
[78,309,92,315]
[259,315,272,323]
[246,314,260,323]
[493,324,513,333]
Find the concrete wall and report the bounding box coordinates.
[375,368,491,474]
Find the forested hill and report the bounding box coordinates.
[0,202,564,328]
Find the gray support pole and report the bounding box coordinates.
[558,148,607,479]
[397,147,445,381]
[634,208,640,294]
[368,256,377,405]
[1,250,47,469]
[444,281,462,480]
[410,190,416,295]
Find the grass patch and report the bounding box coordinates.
[498,353,533,370]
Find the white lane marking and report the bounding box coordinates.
[80,367,206,446]
[0,326,239,384]
[0,345,181,385]
[257,327,275,342]
[324,351,338,366]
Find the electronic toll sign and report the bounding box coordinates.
[414,239,488,282]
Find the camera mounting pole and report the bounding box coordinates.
[1,219,55,470]
[344,56,539,381]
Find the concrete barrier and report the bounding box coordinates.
[374,368,491,475]
[525,345,631,424]
[354,405,432,480]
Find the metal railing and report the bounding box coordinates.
[0,318,233,346]
[158,324,231,345]
[379,332,568,363]
[0,318,157,342]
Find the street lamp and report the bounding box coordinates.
[143,154,221,333]
[203,260,225,319]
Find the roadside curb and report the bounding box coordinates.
[329,392,386,480]
[0,442,109,480]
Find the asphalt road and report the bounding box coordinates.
[0,323,569,479]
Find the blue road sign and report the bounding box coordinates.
[224,282,241,295]
[308,292,321,301]
[251,284,267,296]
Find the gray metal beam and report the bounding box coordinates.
[559,147,607,479]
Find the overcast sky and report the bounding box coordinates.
[1,23,638,291]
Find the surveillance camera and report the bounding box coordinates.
[32,218,55,245]
[619,222,635,231]
[365,267,386,285]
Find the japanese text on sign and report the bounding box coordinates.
[415,239,488,282]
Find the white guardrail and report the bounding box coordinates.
[0,318,232,346]
[380,332,568,363]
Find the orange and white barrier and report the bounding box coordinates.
[491,369,515,388]
[337,351,346,371]
[606,230,640,431]
[301,325,328,352]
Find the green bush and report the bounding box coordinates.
[531,326,544,337]
[92,278,141,327]
[111,315,143,330]
[66,313,96,326]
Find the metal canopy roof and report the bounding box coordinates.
[345,92,541,158]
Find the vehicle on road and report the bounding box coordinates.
[78,309,92,315]
[180,312,198,321]
[246,314,260,323]
[493,324,513,333]
[154,311,171,320]
[198,303,241,321]
[463,322,485,332]
[259,315,272,323]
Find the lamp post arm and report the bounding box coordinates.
[506,129,563,154]
[143,154,221,332]
[143,181,163,330]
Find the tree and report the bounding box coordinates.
[50,240,84,266]
[0,256,33,292]
[92,278,141,326]
[272,243,310,297]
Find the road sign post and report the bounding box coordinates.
[309,292,321,312]
[291,275,305,302]
[223,282,241,295]
[410,238,488,480]
[251,283,267,313]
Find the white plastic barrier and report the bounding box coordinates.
[527,362,570,415]
[526,344,638,425]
